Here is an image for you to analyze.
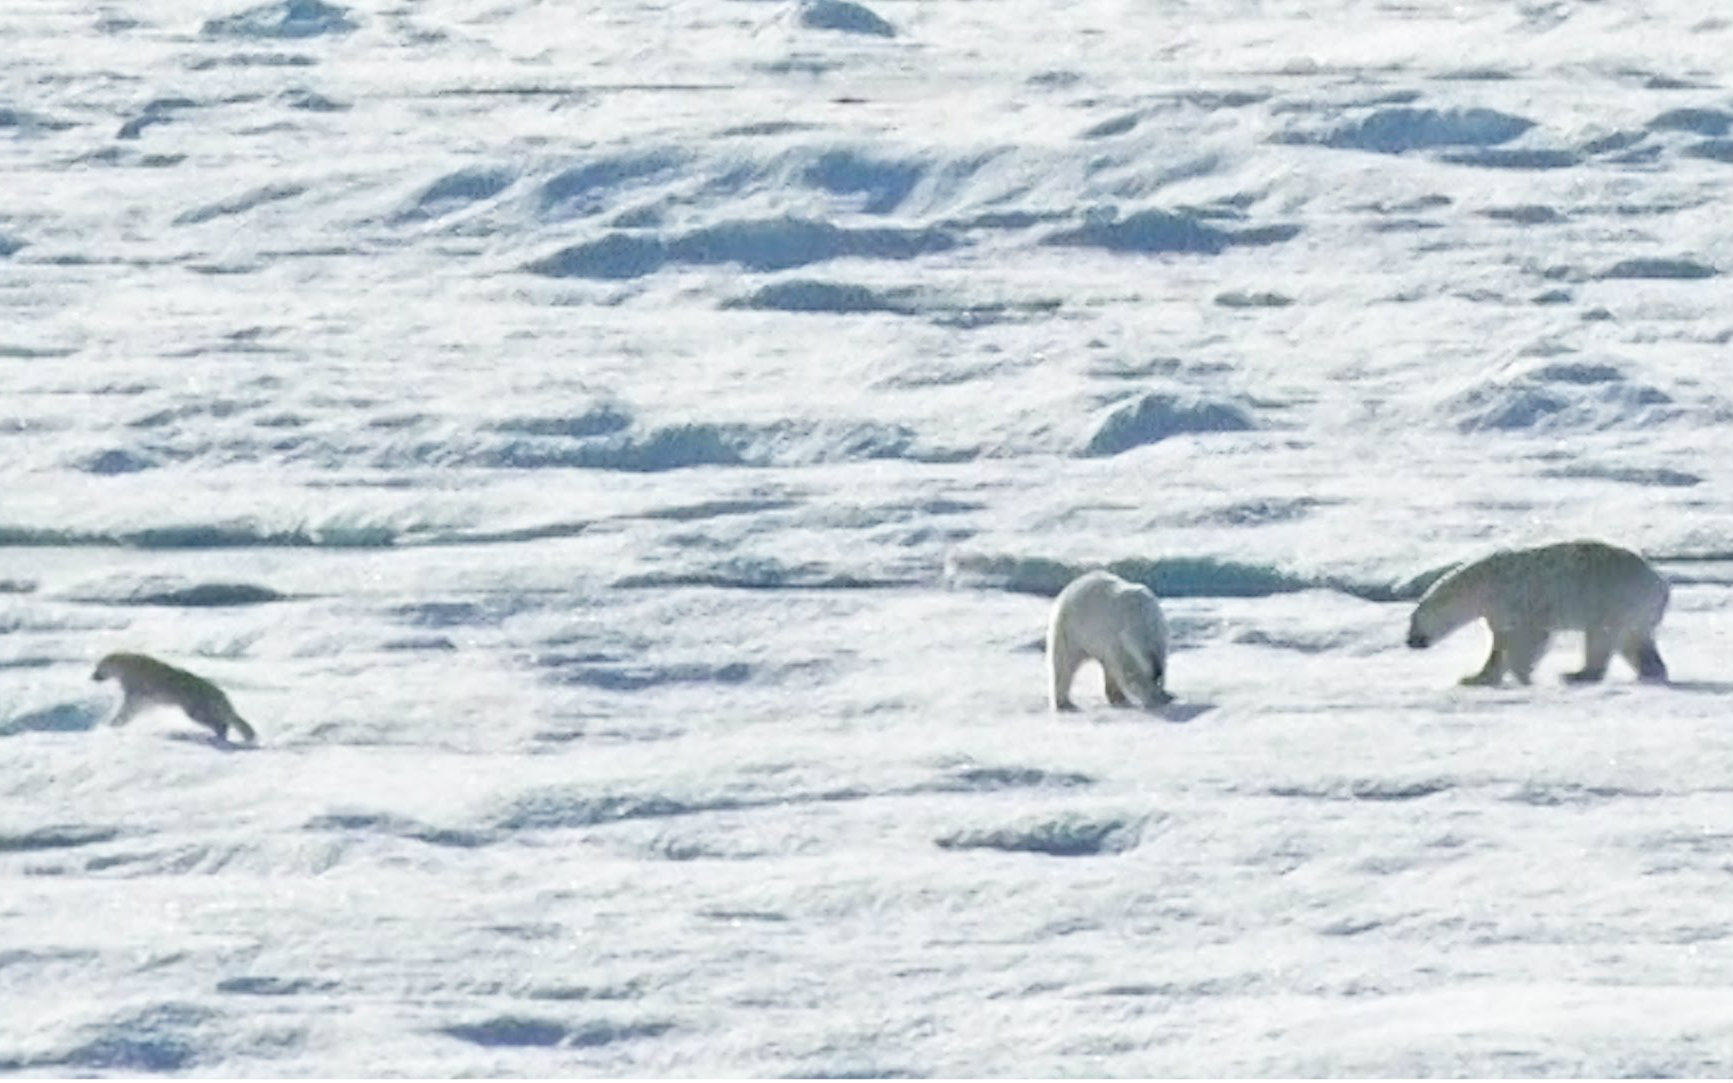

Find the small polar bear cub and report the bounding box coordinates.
[92,651,257,743]
[1407,539,1669,686]
[1047,569,1172,711]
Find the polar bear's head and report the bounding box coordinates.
[1407,562,1486,649]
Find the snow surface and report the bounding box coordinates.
[3,0,1733,1075]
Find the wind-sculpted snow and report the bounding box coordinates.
[1042,208,1299,256]
[201,0,357,39]
[934,813,1145,857]
[946,551,1433,603]
[1281,106,1536,154]
[526,217,961,279]
[65,575,288,608]
[5,0,1733,1074]
[1441,355,1697,433]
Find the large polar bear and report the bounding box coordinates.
[1047,569,1172,710]
[1406,539,1669,686]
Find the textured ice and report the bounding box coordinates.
[3,0,1733,1075]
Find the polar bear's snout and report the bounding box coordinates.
[1407,630,1429,649]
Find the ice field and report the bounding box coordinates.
[3,0,1733,1074]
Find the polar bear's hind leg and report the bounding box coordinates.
[1102,670,1129,706]
[1620,633,1668,682]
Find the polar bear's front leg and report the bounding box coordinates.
[1461,637,1507,686]
[1048,633,1084,712]
[1502,627,1550,684]
[1105,643,1172,709]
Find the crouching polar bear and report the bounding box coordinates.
[1407,539,1669,686]
[93,651,257,743]
[1047,569,1172,711]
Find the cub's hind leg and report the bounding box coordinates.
[188,694,255,744]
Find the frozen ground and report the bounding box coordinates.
[3,0,1733,1075]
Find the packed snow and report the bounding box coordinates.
[3,0,1732,1074]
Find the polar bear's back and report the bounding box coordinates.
[1486,540,1668,630]
[1050,570,1168,654]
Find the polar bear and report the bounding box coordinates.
[1047,569,1172,710]
[1406,539,1669,686]
[92,651,257,743]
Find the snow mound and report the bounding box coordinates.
[0,824,122,852]
[935,813,1143,857]
[537,151,686,218]
[537,659,754,691]
[31,1004,216,1073]
[174,183,308,226]
[1439,147,1580,169]
[1215,289,1293,308]
[1080,390,1255,456]
[1266,778,1454,802]
[801,149,923,213]
[76,448,158,475]
[525,217,960,279]
[0,703,99,737]
[439,1016,673,1049]
[488,404,632,439]
[1647,108,1733,137]
[201,0,357,38]
[1282,106,1534,153]
[1599,257,1717,280]
[413,417,935,472]
[913,764,1096,793]
[614,557,914,592]
[1442,357,1681,433]
[798,0,896,37]
[64,575,287,607]
[395,167,517,223]
[1044,208,1298,256]
[302,810,493,849]
[727,280,912,315]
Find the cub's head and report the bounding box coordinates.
[92,653,136,683]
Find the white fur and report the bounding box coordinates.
[1407,539,1670,686]
[1047,569,1172,711]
